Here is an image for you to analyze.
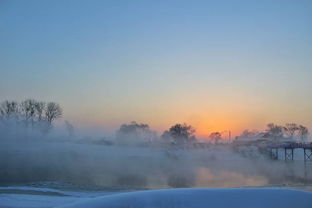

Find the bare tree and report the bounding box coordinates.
[0,101,19,120]
[1,99,63,135]
[266,123,283,140]
[45,102,62,124]
[65,120,74,138]
[283,123,299,138]
[20,99,37,127]
[298,125,309,141]
[209,132,222,143]
[34,101,45,121]
[240,129,259,137]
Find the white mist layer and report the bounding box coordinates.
[0,134,310,188]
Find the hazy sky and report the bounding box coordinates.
[1,0,312,137]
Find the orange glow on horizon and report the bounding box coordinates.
[68,108,264,139]
[192,120,242,139]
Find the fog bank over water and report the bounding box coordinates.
[0,123,311,189]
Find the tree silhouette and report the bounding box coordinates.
[266,123,283,140]
[45,102,62,124]
[162,123,196,144]
[209,132,222,143]
[116,121,156,144]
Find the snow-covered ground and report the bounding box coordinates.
[1,186,312,208]
[0,185,122,208]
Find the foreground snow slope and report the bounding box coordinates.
[59,188,312,208]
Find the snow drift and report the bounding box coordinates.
[58,188,312,208]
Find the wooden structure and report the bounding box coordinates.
[267,143,312,162]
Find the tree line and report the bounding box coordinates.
[240,123,309,141]
[1,99,309,143]
[266,123,309,140]
[115,121,311,144]
[0,99,62,132]
[116,121,197,144]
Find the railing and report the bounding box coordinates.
[267,143,312,149]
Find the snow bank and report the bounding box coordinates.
[0,193,81,208]
[0,186,117,197]
[58,188,312,208]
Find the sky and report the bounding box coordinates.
[1,0,312,138]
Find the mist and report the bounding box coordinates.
[1,120,311,189]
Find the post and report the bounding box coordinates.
[284,148,294,161]
[276,148,279,160]
[271,148,279,160]
[304,148,312,162]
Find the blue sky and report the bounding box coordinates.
[1,0,312,136]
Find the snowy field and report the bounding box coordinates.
[0,185,122,208]
[1,185,312,208]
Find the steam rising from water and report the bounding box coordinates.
[0,125,310,189]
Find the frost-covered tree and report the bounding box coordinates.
[283,123,299,138]
[45,102,62,124]
[0,99,63,134]
[34,101,45,121]
[266,123,283,140]
[0,101,19,120]
[116,121,157,144]
[298,125,309,141]
[20,99,37,127]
